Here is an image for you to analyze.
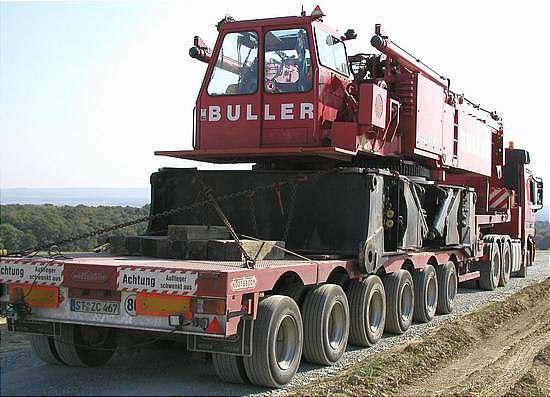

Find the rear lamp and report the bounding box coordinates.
[190,298,226,315]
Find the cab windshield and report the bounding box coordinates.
[207,31,258,96]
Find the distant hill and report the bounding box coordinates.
[0,188,150,207]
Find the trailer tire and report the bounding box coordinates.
[212,353,249,384]
[436,262,457,314]
[29,334,65,365]
[499,240,511,286]
[346,276,386,347]
[277,283,307,307]
[243,295,302,388]
[479,243,501,291]
[383,269,414,334]
[412,264,438,322]
[54,324,116,367]
[302,284,350,365]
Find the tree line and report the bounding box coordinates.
[0,204,149,252]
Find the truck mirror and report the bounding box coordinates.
[534,177,544,210]
[341,29,357,41]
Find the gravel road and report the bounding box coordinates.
[1,252,548,396]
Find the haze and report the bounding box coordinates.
[1,1,548,189]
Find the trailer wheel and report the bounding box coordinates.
[29,334,65,365]
[346,275,386,347]
[384,270,414,334]
[277,283,307,307]
[302,284,350,365]
[212,353,249,384]
[436,261,457,314]
[54,324,116,367]
[412,264,438,322]
[499,240,511,286]
[243,295,302,388]
[479,243,501,291]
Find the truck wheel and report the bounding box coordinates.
[302,284,350,365]
[346,276,386,347]
[384,269,414,334]
[29,334,65,365]
[479,243,501,291]
[436,261,457,314]
[499,241,511,286]
[412,265,438,322]
[212,353,249,384]
[243,295,303,388]
[54,324,116,367]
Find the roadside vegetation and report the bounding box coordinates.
[0,204,149,252]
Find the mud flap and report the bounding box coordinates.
[187,317,253,356]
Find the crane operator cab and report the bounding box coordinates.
[165,7,358,164]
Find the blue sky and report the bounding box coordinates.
[1,1,549,189]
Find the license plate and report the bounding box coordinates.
[70,299,120,315]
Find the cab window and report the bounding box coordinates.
[314,27,349,76]
[264,28,312,93]
[207,31,258,96]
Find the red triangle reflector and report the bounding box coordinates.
[311,5,325,18]
[206,316,223,334]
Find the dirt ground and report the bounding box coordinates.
[0,317,30,357]
[290,278,550,397]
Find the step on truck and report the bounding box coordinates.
[0,7,544,388]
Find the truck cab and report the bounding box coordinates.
[498,147,544,262]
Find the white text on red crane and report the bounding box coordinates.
[200,103,314,122]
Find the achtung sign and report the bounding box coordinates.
[117,267,198,295]
[0,259,64,286]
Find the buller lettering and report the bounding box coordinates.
[200,102,314,122]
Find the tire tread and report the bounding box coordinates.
[30,334,64,365]
[213,353,248,384]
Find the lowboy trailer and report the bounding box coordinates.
[0,7,544,388]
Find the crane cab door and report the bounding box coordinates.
[261,27,316,147]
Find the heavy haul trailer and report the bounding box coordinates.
[0,7,545,388]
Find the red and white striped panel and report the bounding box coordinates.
[117,266,198,295]
[489,187,510,211]
[0,258,64,286]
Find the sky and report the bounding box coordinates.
[1,0,549,189]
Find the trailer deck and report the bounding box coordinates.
[0,254,356,338]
